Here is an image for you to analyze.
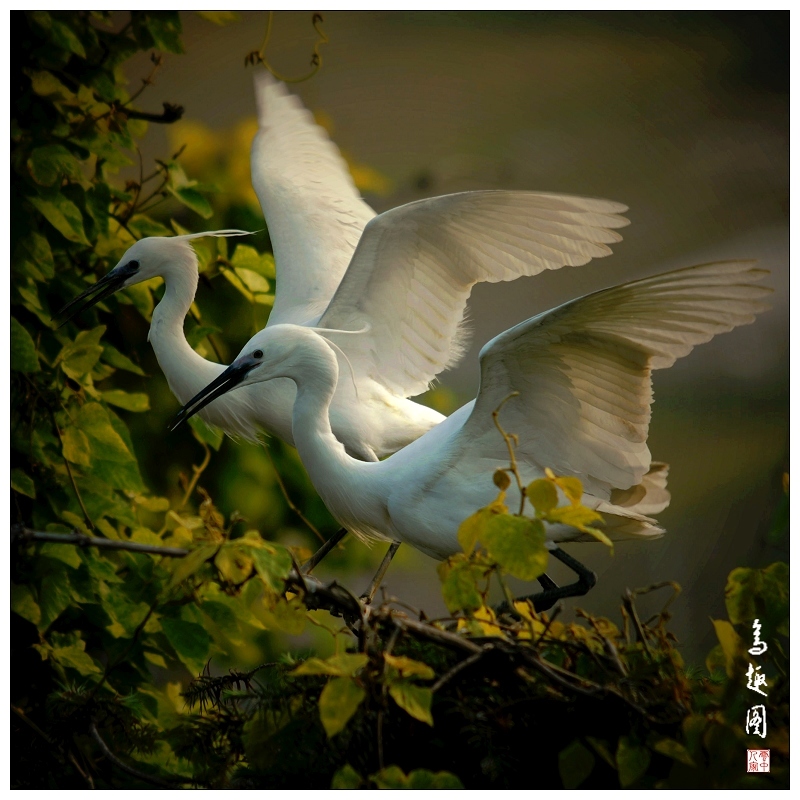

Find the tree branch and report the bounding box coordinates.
[121,102,184,124]
[12,525,189,557]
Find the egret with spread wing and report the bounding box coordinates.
[173,261,771,609]
[60,72,629,461]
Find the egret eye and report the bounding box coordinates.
[253,349,264,359]
[128,260,140,269]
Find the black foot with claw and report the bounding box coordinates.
[496,547,597,615]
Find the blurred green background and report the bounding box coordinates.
[114,11,787,664]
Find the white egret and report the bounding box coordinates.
[61,72,630,461]
[173,261,771,609]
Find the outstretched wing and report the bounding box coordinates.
[462,261,771,497]
[250,71,375,326]
[318,191,630,397]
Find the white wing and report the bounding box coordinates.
[250,71,375,326]
[461,261,771,498]
[318,191,630,396]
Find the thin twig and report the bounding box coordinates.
[59,442,94,528]
[12,705,52,744]
[90,723,186,788]
[432,649,486,693]
[491,391,526,514]
[246,12,328,83]
[262,441,325,543]
[179,442,211,510]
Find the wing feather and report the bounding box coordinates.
[250,72,375,326]
[457,260,771,497]
[319,190,630,396]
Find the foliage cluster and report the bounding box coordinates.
[11,12,789,790]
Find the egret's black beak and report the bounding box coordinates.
[170,355,261,432]
[54,261,139,327]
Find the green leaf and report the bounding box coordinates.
[120,283,155,321]
[37,560,75,630]
[188,416,224,451]
[259,596,306,635]
[215,545,254,584]
[144,651,168,669]
[196,11,241,25]
[161,617,211,676]
[231,244,275,278]
[52,643,101,675]
[134,495,170,513]
[128,215,172,239]
[39,543,81,569]
[457,507,492,555]
[167,544,218,589]
[527,479,558,514]
[370,766,408,789]
[711,619,744,677]
[318,677,365,737]
[11,318,39,373]
[76,402,134,462]
[653,738,695,767]
[558,740,596,789]
[169,186,212,218]
[546,504,611,547]
[725,562,789,637]
[438,559,484,613]
[144,12,184,53]
[11,584,41,626]
[331,764,362,790]
[249,545,292,594]
[388,681,433,726]
[480,514,548,581]
[101,343,146,376]
[374,768,463,789]
[28,190,90,245]
[293,653,368,678]
[61,426,91,466]
[102,390,150,412]
[186,324,222,349]
[234,267,270,294]
[383,654,435,680]
[16,231,55,280]
[11,468,36,499]
[60,341,103,380]
[406,770,463,789]
[616,735,650,788]
[27,144,84,187]
[26,69,75,102]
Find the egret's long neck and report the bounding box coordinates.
[147,252,222,401]
[289,341,378,523]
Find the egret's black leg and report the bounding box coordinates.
[360,542,401,604]
[302,528,348,574]
[537,573,559,593]
[526,547,597,612]
[495,548,597,615]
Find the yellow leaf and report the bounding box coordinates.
[711,618,744,677]
[554,475,584,505]
[319,677,365,738]
[384,654,434,680]
[526,479,558,514]
[214,545,254,584]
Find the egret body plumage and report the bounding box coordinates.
[175,261,770,597]
[62,72,630,461]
